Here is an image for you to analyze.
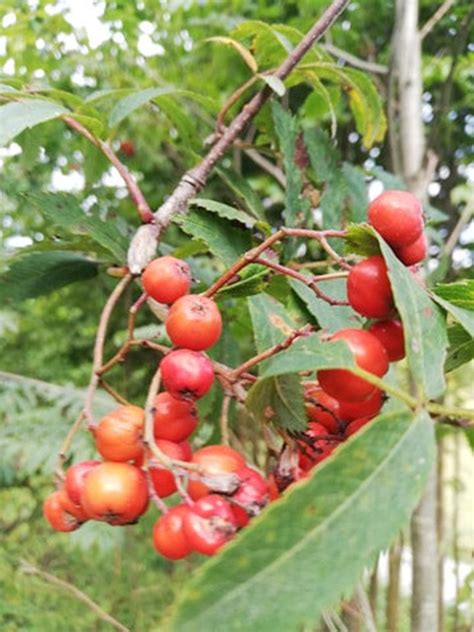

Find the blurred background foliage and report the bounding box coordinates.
[0,0,472,630]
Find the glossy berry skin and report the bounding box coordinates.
[318,329,389,402]
[166,295,222,351]
[81,462,149,526]
[183,495,237,556]
[160,350,214,401]
[395,232,428,266]
[94,405,144,462]
[368,319,405,362]
[337,388,383,422]
[347,256,394,318]
[142,256,191,305]
[345,416,372,437]
[152,505,193,560]
[43,490,86,532]
[232,466,268,515]
[149,439,192,498]
[65,460,101,506]
[187,445,246,500]
[153,392,198,443]
[368,190,424,248]
[304,383,342,434]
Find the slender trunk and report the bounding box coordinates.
[436,437,445,632]
[452,432,461,632]
[390,1,439,629]
[386,536,403,632]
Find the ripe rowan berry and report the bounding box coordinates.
[345,416,373,437]
[141,256,191,304]
[152,505,193,560]
[347,256,394,318]
[183,494,237,556]
[304,383,343,434]
[149,439,192,498]
[160,349,214,401]
[368,319,405,362]
[65,460,101,506]
[80,462,149,526]
[317,328,389,402]
[153,392,198,443]
[394,232,428,266]
[43,489,87,532]
[337,388,384,421]
[368,190,424,248]
[166,295,222,351]
[187,445,246,500]
[94,405,144,462]
[231,466,268,517]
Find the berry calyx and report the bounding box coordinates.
[187,445,245,500]
[183,494,237,556]
[149,439,192,498]
[142,256,191,305]
[368,190,424,248]
[152,505,193,560]
[65,460,101,506]
[317,328,389,402]
[94,405,144,462]
[347,256,394,318]
[153,392,198,443]
[80,462,149,526]
[394,232,428,266]
[166,295,222,351]
[160,349,214,401]
[368,319,405,362]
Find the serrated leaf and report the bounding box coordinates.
[26,192,128,262]
[260,74,286,96]
[206,36,258,73]
[176,210,250,266]
[445,324,474,372]
[108,87,215,128]
[377,238,447,399]
[167,410,434,632]
[66,113,104,138]
[434,280,474,310]
[190,198,256,227]
[304,128,340,182]
[247,294,306,431]
[343,223,380,256]
[216,264,269,299]
[431,292,474,337]
[216,166,266,221]
[0,99,69,147]
[0,251,99,302]
[289,277,360,332]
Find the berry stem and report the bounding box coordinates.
[54,411,85,484]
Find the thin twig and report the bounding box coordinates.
[216,75,259,133]
[98,379,132,406]
[420,0,456,40]
[63,117,153,223]
[322,42,388,74]
[220,394,232,445]
[20,560,130,632]
[55,411,85,483]
[441,198,474,261]
[243,148,287,187]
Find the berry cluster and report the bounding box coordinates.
[44,190,427,559]
[272,190,426,490]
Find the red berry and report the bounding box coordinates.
[152,505,193,560]
[317,328,389,402]
[149,439,191,498]
[394,232,428,266]
[299,439,339,471]
[119,140,135,158]
[166,295,222,351]
[187,445,245,500]
[347,256,394,318]
[183,495,237,556]
[368,319,405,362]
[337,388,384,422]
[65,460,101,506]
[94,405,144,462]
[43,489,86,532]
[160,349,214,401]
[231,466,268,516]
[267,473,280,501]
[153,392,198,442]
[304,383,343,434]
[142,256,191,305]
[368,190,424,248]
[345,416,373,437]
[80,462,149,526]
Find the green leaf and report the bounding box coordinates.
[0,99,69,147]
[108,87,215,128]
[343,223,380,256]
[260,74,286,96]
[433,280,474,310]
[176,210,251,266]
[247,294,306,431]
[304,128,339,183]
[377,238,448,399]
[190,198,256,227]
[216,166,266,221]
[431,292,474,337]
[216,264,269,299]
[445,324,474,372]
[205,36,258,73]
[168,410,435,632]
[0,251,99,302]
[289,278,360,332]
[26,192,128,262]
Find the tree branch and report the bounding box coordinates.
[419,0,455,40]
[322,42,388,74]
